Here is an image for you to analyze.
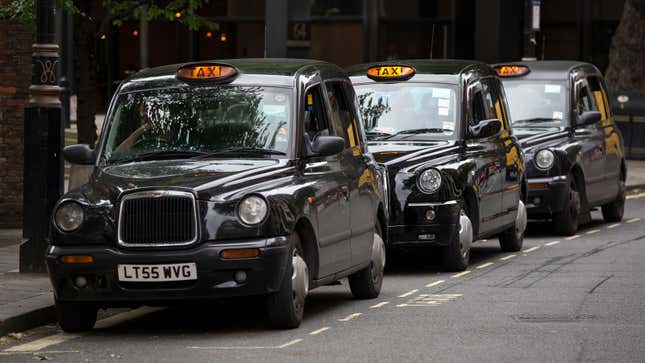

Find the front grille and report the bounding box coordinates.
[118,191,198,247]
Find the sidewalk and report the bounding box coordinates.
[1,158,645,337]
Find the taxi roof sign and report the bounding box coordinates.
[367,65,415,81]
[177,64,238,81]
[494,65,530,77]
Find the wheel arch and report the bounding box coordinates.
[462,186,479,238]
[293,217,319,282]
[570,164,588,209]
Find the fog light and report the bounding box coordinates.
[234,270,247,283]
[425,209,436,221]
[74,276,88,288]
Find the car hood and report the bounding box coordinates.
[368,140,461,170]
[84,158,295,202]
[514,126,570,151]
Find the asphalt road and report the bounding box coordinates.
[3,192,645,362]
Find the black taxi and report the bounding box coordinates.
[493,61,626,235]
[48,59,386,331]
[348,60,527,271]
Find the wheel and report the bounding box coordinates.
[55,301,97,332]
[441,207,473,271]
[348,221,385,299]
[499,200,527,252]
[601,173,625,222]
[266,234,308,329]
[552,174,580,236]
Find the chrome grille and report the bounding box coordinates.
[118,191,198,247]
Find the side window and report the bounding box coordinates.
[470,89,487,126]
[483,78,510,130]
[576,81,596,115]
[303,85,331,142]
[326,82,360,149]
[343,82,366,149]
[480,80,498,121]
[588,76,610,121]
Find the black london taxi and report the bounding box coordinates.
[48,59,386,331]
[347,60,527,271]
[493,61,626,235]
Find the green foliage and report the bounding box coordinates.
[0,0,35,30]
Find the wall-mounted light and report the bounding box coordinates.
[100,34,107,40]
[175,12,182,18]
[132,29,139,37]
[206,31,213,38]
[220,33,227,42]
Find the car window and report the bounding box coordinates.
[576,81,597,115]
[502,79,567,126]
[481,80,498,121]
[326,81,357,148]
[304,85,331,142]
[470,89,487,126]
[482,78,510,130]
[587,76,611,122]
[343,82,366,150]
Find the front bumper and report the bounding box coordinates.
[525,176,569,217]
[386,200,460,247]
[46,237,291,305]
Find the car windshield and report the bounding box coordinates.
[101,86,292,163]
[502,80,568,127]
[354,83,459,141]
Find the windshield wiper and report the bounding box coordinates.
[112,150,208,163]
[194,147,286,158]
[513,117,559,125]
[381,128,450,140]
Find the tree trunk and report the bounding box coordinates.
[605,0,645,93]
[74,2,99,146]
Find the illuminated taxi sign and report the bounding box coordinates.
[367,65,415,81]
[176,64,238,81]
[494,65,530,77]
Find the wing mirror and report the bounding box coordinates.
[468,118,502,139]
[63,144,96,165]
[310,136,345,157]
[577,111,601,126]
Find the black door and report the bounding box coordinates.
[301,84,352,277]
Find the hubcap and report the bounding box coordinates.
[370,232,386,284]
[458,209,473,259]
[515,200,527,239]
[292,250,308,313]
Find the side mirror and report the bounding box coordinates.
[468,119,502,139]
[63,144,96,165]
[577,111,601,126]
[310,136,345,157]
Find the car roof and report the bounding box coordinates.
[492,60,602,81]
[119,58,346,92]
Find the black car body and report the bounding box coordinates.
[48,59,386,331]
[494,61,626,235]
[348,60,527,271]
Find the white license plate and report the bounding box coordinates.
[117,263,197,282]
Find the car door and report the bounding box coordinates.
[588,75,622,200]
[301,83,352,277]
[325,80,377,267]
[573,78,606,205]
[483,77,523,226]
[465,82,505,236]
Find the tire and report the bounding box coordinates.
[266,233,308,329]
[55,301,97,333]
[601,174,625,223]
[552,174,580,236]
[499,200,527,252]
[348,221,385,299]
[441,206,473,272]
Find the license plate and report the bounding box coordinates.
[117,263,197,282]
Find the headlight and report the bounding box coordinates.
[418,169,442,194]
[535,149,555,170]
[54,202,84,232]
[238,195,268,225]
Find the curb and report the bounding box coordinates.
[0,294,56,337]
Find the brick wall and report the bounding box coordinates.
[0,19,32,228]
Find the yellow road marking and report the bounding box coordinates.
[607,223,621,229]
[370,301,390,309]
[425,280,445,288]
[545,240,561,246]
[627,218,641,223]
[500,254,516,261]
[566,235,580,240]
[476,262,494,269]
[586,229,600,235]
[451,270,471,278]
[626,192,645,200]
[398,289,418,298]
[309,327,330,335]
[277,339,304,348]
[338,313,362,322]
[523,246,540,253]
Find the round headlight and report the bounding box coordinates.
[238,196,268,225]
[535,149,555,170]
[54,202,84,232]
[418,169,442,194]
